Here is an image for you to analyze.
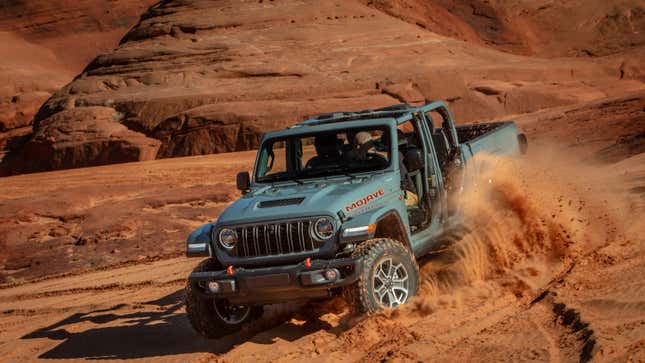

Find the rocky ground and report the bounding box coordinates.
[0,151,251,283]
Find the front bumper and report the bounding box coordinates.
[188,257,361,305]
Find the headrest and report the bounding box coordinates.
[355,131,372,145]
[314,134,340,158]
[404,148,424,172]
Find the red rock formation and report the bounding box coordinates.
[0,32,74,166]
[0,0,157,171]
[2,0,644,175]
[364,0,645,57]
[17,107,160,172]
[0,0,158,69]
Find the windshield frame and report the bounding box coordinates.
[253,123,396,184]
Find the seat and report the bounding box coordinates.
[400,148,427,229]
[431,129,451,170]
[305,135,342,169]
[402,148,424,199]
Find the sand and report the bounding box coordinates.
[0,92,643,362]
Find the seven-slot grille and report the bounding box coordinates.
[233,220,318,257]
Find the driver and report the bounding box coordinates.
[305,133,342,169]
[354,131,419,207]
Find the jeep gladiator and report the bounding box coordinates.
[184,101,527,338]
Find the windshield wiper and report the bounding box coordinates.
[342,171,357,180]
[259,176,305,185]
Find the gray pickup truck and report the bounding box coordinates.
[184,101,527,338]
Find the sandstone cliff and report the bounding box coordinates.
[2,0,644,174]
[0,0,157,170]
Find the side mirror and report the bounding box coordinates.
[404,148,424,172]
[236,171,251,193]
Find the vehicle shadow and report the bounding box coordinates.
[21,289,335,360]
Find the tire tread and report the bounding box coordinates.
[184,258,261,339]
[344,238,419,314]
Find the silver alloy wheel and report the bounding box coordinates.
[372,257,410,308]
[214,300,251,325]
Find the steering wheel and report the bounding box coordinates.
[366,152,388,165]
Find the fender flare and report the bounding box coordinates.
[340,207,411,250]
[373,209,412,250]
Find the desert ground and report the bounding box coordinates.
[0,0,644,362]
[0,92,643,362]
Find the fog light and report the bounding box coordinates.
[324,269,338,281]
[207,281,220,293]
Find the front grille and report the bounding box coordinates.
[235,220,317,257]
[234,220,318,257]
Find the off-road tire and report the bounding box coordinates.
[184,258,262,339]
[344,238,419,314]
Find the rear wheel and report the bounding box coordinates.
[344,238,419,314]
[185,258,262,339]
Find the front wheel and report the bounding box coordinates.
[344,238,419,314]
[185,258,263,339]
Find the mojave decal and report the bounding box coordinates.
[344,189,385,213]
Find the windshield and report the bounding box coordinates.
[255,126,391,183]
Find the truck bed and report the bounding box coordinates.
[456,121,524,158]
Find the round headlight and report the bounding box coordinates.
[218,228,238,249]
[313,217,335,240]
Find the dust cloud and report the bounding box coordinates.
[406,145,635,315]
